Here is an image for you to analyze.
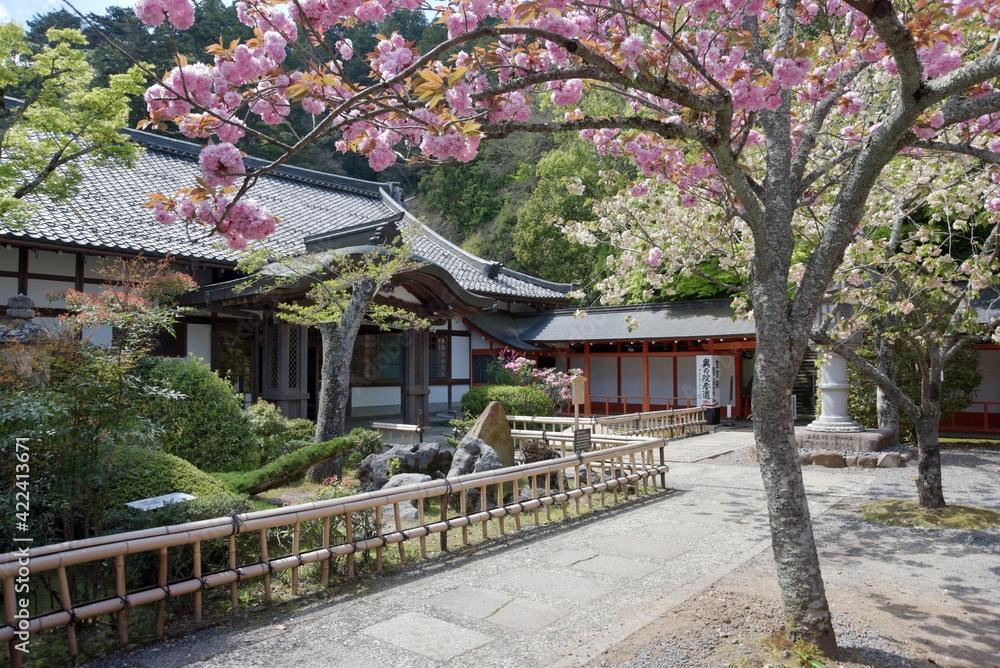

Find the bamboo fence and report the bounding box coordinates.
[1,437,669,667]
[370,422,424,444]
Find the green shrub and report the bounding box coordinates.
[215,436,358,495]
[461,384,554,418]
[138,356,257,472]
[287,418,317,442]
[293,477,379,571]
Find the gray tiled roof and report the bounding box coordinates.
[3,130,571,302]
[468,299,754,349]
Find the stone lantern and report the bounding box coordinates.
[0,295,46,344]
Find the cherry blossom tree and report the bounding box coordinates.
[115,0,1000,653]
[812,156,999,509]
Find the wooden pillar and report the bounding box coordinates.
[642,342,650,412]
[260,320,309,418]
[17,247,28,295]
[734,352,743,418]
[403,329,430,424]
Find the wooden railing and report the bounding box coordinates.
[508,407,707,442]
[371,421,424,444]
[588,395,699,416]
[0,438,669,667]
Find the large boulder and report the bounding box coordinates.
[465,401,515,467]
[447,437,503,510]
[381,473,433,520]
[358,442,452,491]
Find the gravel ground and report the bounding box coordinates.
[592,447,1000,668]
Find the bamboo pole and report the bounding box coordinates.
[259,529,271,603]
[57,566,78,656]
[513,478,521,531]
[480,486,488,539]
[416,500,426,559]
[375,506,383,573]
[557,467,567,519]
[460,490,468,545]
[5,576,21,668]
[291,522,300,595]
[345,513,354,578]
[228,536,238,613]
[531,475,540,525]
[439,494,448,552]
[114,555,127,644]
[544,474,552,521]
[393,504,404,564]
[193,541,202,624]
[155,547,167,637]
[321,517,331,587]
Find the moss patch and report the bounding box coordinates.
[107,446,235,505]
[860,499,1000,529]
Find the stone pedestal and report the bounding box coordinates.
[795,427,896,452]
[807,352,863,433]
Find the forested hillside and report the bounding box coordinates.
[18,2,732,304]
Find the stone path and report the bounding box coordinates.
[91,431,870,668]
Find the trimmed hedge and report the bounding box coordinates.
[102,446,252,537]
[138,356,257,472]
[214,436,357,495]
[461,384,554,417]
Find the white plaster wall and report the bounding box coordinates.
[429,385,449,410]
[28,279,72,308]
[677,356,697,400]
[0,277,18,300]
[0,246,17,272]
[719,355,737,409]
[32,250,75,276]
[187,324,212,366]
[351,386,401,416]
[620,357,643,397]
[649,357,674,398]
[83,257,105,279]
[974,349,1000,410]
[590,357,618,397]
[470,330,488,349]
[452,336,470,380]
[453,384,471,407]
[452,320,468,331]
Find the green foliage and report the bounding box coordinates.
[388,457,404,478]
[294,476,379,570]
[0,21,146,223]
[461,384,555,418]
[846,343,983,441]
[137,356,257,472]
[215,436,357,495]
[512,137,634,290]
[104,445,239,506]
[287,418,317,442]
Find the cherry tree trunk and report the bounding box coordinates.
[874,328,900,443]
[314,281,376,443]
[913,415,946,509]
[751,288,836,654]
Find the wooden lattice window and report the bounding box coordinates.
[352,333,403,382]
[429,334,449,380]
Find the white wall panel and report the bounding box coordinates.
[86,325,113,347]
[0,246,17,272]
[452,336,470,379]
[0,277,18,300]
[453,384,471,407]
[677,356,697,400]
[649,357,674,397]
[429,385,449,408]
[452,320,468,331]
[974,350,1000,407]
[590,357,617,396]
[187,324,212,365]
[27,279,72,308]
[351,387,401,416]
[620,357,643,397]
[31,250,75,276]
[470,331,488,349]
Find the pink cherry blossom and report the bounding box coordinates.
[199,143,245,188]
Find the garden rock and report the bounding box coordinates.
[845,455,858,466]
[357,442,452,491]
[877,452,903,468]
[810,450,846,468]
[381,473,432,520]
[521,439,561,487]
[799,451,812,465]
[857,455,878,468]
[447,437,503,510]
[465,400,515,467]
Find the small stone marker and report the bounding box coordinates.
[573,428,592,453]
[126,492,196,511]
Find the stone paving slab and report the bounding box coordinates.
[91,430,882,668]
[362,612,492,662]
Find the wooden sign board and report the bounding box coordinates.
[573,428,592,453]
[571,375,586,406]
